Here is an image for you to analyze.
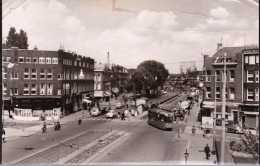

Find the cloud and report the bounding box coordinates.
[3,0,87,50]
[209,7,230,18]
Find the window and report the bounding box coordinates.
[79,61,81,66]
[249,55,255,64]
[247,89,254,101]
[52,57,58,64]
[97,74,101,81]
[40,84,46,95]
[31,68,37,79]
[31,84,37,95]
[18,57,24,63]
[247,70,254,82]
[245,56,248,63]
[24,68,30,79]
[39,57,45,64]
[256,56,259,64]
[3,84,7,95]
[2,68,7,79]
[47,69,53,80]
[46,57,52,64]
[11,73,18,79]
[24,84,30,95]
[229,70,235,82]
[97,83,101,90]
[74,71,78,80]
[10,88,18,95]
[215,71,220,82]
[216,87,220,99]
[230,88,235,100]
[83,62,85,67]
[57,74,62,80]
[256,70,259,82]
[6,57,11,61]
[206,71,211,82]
[40,69,46,79]
[47,84,53,95]
[33,57,38,63]
[57,89,62,95]
[256,89,259,101]
[25,57,31,63]
[206,87,211,99]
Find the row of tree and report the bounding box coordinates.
[3,27,29,49]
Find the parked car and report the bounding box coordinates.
[90,108,101,116]
[226,124,243,134]
[130,109,137,116]
[100,107,107,114]
[106,110,116,118]
[124,109,130,116]
[116,102,123,109]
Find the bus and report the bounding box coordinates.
[148,108,173,130]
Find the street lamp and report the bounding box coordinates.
[143,76,146,96]
[201,74,217,155]
[109,74,113,110]
[155,76,158,106]
[129,76,137,108]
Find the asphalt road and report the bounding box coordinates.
[3,92,189,164]
[2,119,131,164]
[86,118,187,164]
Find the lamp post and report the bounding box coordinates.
[130,76,137,109]
[201,73,218,154]
[143,76,146,96]
[79,69,85,118]
[109,74,113,110]
[220,53,227,164]
[155,76,158,105]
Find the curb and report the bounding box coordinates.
[11,130,99,164]
[57,129,117,164]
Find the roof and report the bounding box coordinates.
[213,46,244,58]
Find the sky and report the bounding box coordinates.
[2,0,259,73]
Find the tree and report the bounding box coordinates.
[3,27,29,49]
[129,60,169,97]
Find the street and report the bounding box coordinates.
[3,93,190,164]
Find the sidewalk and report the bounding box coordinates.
[3,110,92,140]
[181,99,217,165]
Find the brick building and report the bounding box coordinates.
[238,45,259,129]
[202,44,259,129]
[2,47,94,118]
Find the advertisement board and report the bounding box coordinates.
[201,117,213,129]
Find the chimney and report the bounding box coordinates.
[217,43,222,51]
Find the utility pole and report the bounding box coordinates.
[220,53,227,164]
[212,74,217,155]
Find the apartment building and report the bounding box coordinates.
[202,44,259,129]
[239,45,259,129]
[2,47,94,118]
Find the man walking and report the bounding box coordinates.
[204,144,211,160]
[192,126,196,135]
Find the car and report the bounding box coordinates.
[106,110,116,118]
[100,107,107,114]
[130,109,137,116]
[90,108,101,116]
[124,109,129,116]
[226,124,243,134]
[116,102,123,109]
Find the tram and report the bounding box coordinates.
[148,108,173,130]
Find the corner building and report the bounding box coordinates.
[2,47,94,117]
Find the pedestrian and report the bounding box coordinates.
[192,126,196,135]
[118,112,121,119]
[204,144,211,160]
[2,129,5,142]
[121,112,125,121]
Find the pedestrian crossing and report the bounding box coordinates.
[84,117,113,121]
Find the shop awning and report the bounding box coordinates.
[82,99,92,103]
[94,91,104,97]
[244,111,259,115]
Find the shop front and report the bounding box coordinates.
[239,105,259,129]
